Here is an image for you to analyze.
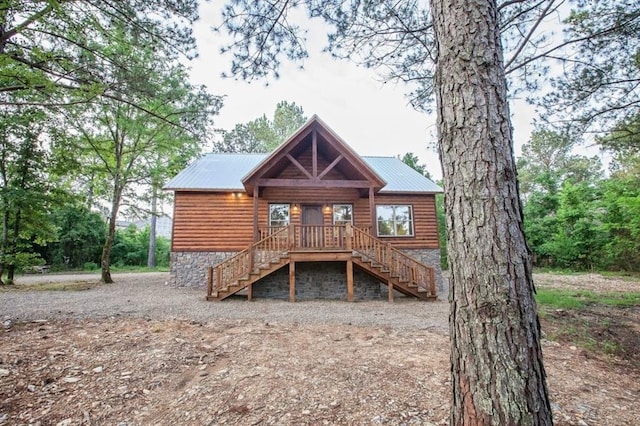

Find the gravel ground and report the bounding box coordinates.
[1,272,450,333]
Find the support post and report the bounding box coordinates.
[207,266,213,299]
[289,261,296,302]
[253,186,259,241]
[388,282,394,303]
[247,283,253,301]
[346,259,354,302]
[369,186,375,233]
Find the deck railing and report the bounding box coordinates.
[208,226,290,297]
[260,225,350,250]
[351,226,436,295]
[209,224,436,298]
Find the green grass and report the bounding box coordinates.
[109,265,169,273]
[535,288,640,309]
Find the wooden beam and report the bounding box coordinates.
[286,154,313,179]
[257,178,371,188]
[312,129,318,177]
[388,282,394,303]
[289,261,296,302]
[369,186,376,232]
[346,259,354,302]
[247,283,253,301]
[317,154,343,180]
[253,187,259,241]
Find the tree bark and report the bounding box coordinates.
[147,183,157,268]
[101,183,123,284]
[429,0,553,424]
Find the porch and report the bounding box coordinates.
[206,224,437,302]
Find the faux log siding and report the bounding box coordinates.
[172,191,439,251]
[172,192,255,251]
[371,194,439,249]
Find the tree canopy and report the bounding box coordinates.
[214,100,307,153]
[1,0,199,112]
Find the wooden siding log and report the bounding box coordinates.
[172,188,439,252]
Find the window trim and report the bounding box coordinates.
[268,203,290,227]
[375,204,414,237]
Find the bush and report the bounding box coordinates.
[83,262,99,271]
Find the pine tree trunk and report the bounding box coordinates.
[429,0,553,424]
[147,184,157,268]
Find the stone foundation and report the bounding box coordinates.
[252,262,383,300]
[402,248,446,299]
[169,251,234,287]
[170,248,445,299]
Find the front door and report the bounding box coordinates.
[301,205,324,248]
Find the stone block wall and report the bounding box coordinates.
[170,248,446,300]
[252,262,383,300]
[401,248,446,299]
[169,251,234,287]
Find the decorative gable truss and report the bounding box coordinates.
[242,115,386,196]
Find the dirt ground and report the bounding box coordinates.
[1,273,639,425]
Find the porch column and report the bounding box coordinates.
[369,186,375,233]
[289,260,296,302]
[346,259,354,302]
[253,186,259,241]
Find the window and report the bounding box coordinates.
[269,204,290,227]
[332,204,353,225]
[376,205,414,237]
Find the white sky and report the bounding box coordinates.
[188,4,538,181]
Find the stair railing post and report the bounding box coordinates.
[429,267,436,297]
[248,243,254,274]
[346,223,352,251]
[207,266,214,298]
[217,265,223,292]
[288,224,295,251]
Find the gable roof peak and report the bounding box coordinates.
[241,114,386,195]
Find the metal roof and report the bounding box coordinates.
[164,153,265,191]
[164,153,442,193]
[362,156,442,193]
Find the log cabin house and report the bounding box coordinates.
[165,115,443,302]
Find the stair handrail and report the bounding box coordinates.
[208,226,290,298]
[350,225,436,297]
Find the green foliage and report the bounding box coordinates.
[542,0,640,135]
[46,204,105,269]
[598,176,640,270]
[399,152,431,178]
[536,288,640,309]
[518,128,609,269]
[0,107,64,282]
[215,101,307,153]
[1,0,200,109]
[83,262,99,271]
[48,24,221,281]
[111,225,170,268]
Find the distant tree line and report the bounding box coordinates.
[518,123,640,271]
[32,204,171,272]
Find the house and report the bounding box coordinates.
[165,115,444,301]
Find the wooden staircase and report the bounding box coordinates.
[206,225,437,301]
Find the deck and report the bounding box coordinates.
[207,224,437,302]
